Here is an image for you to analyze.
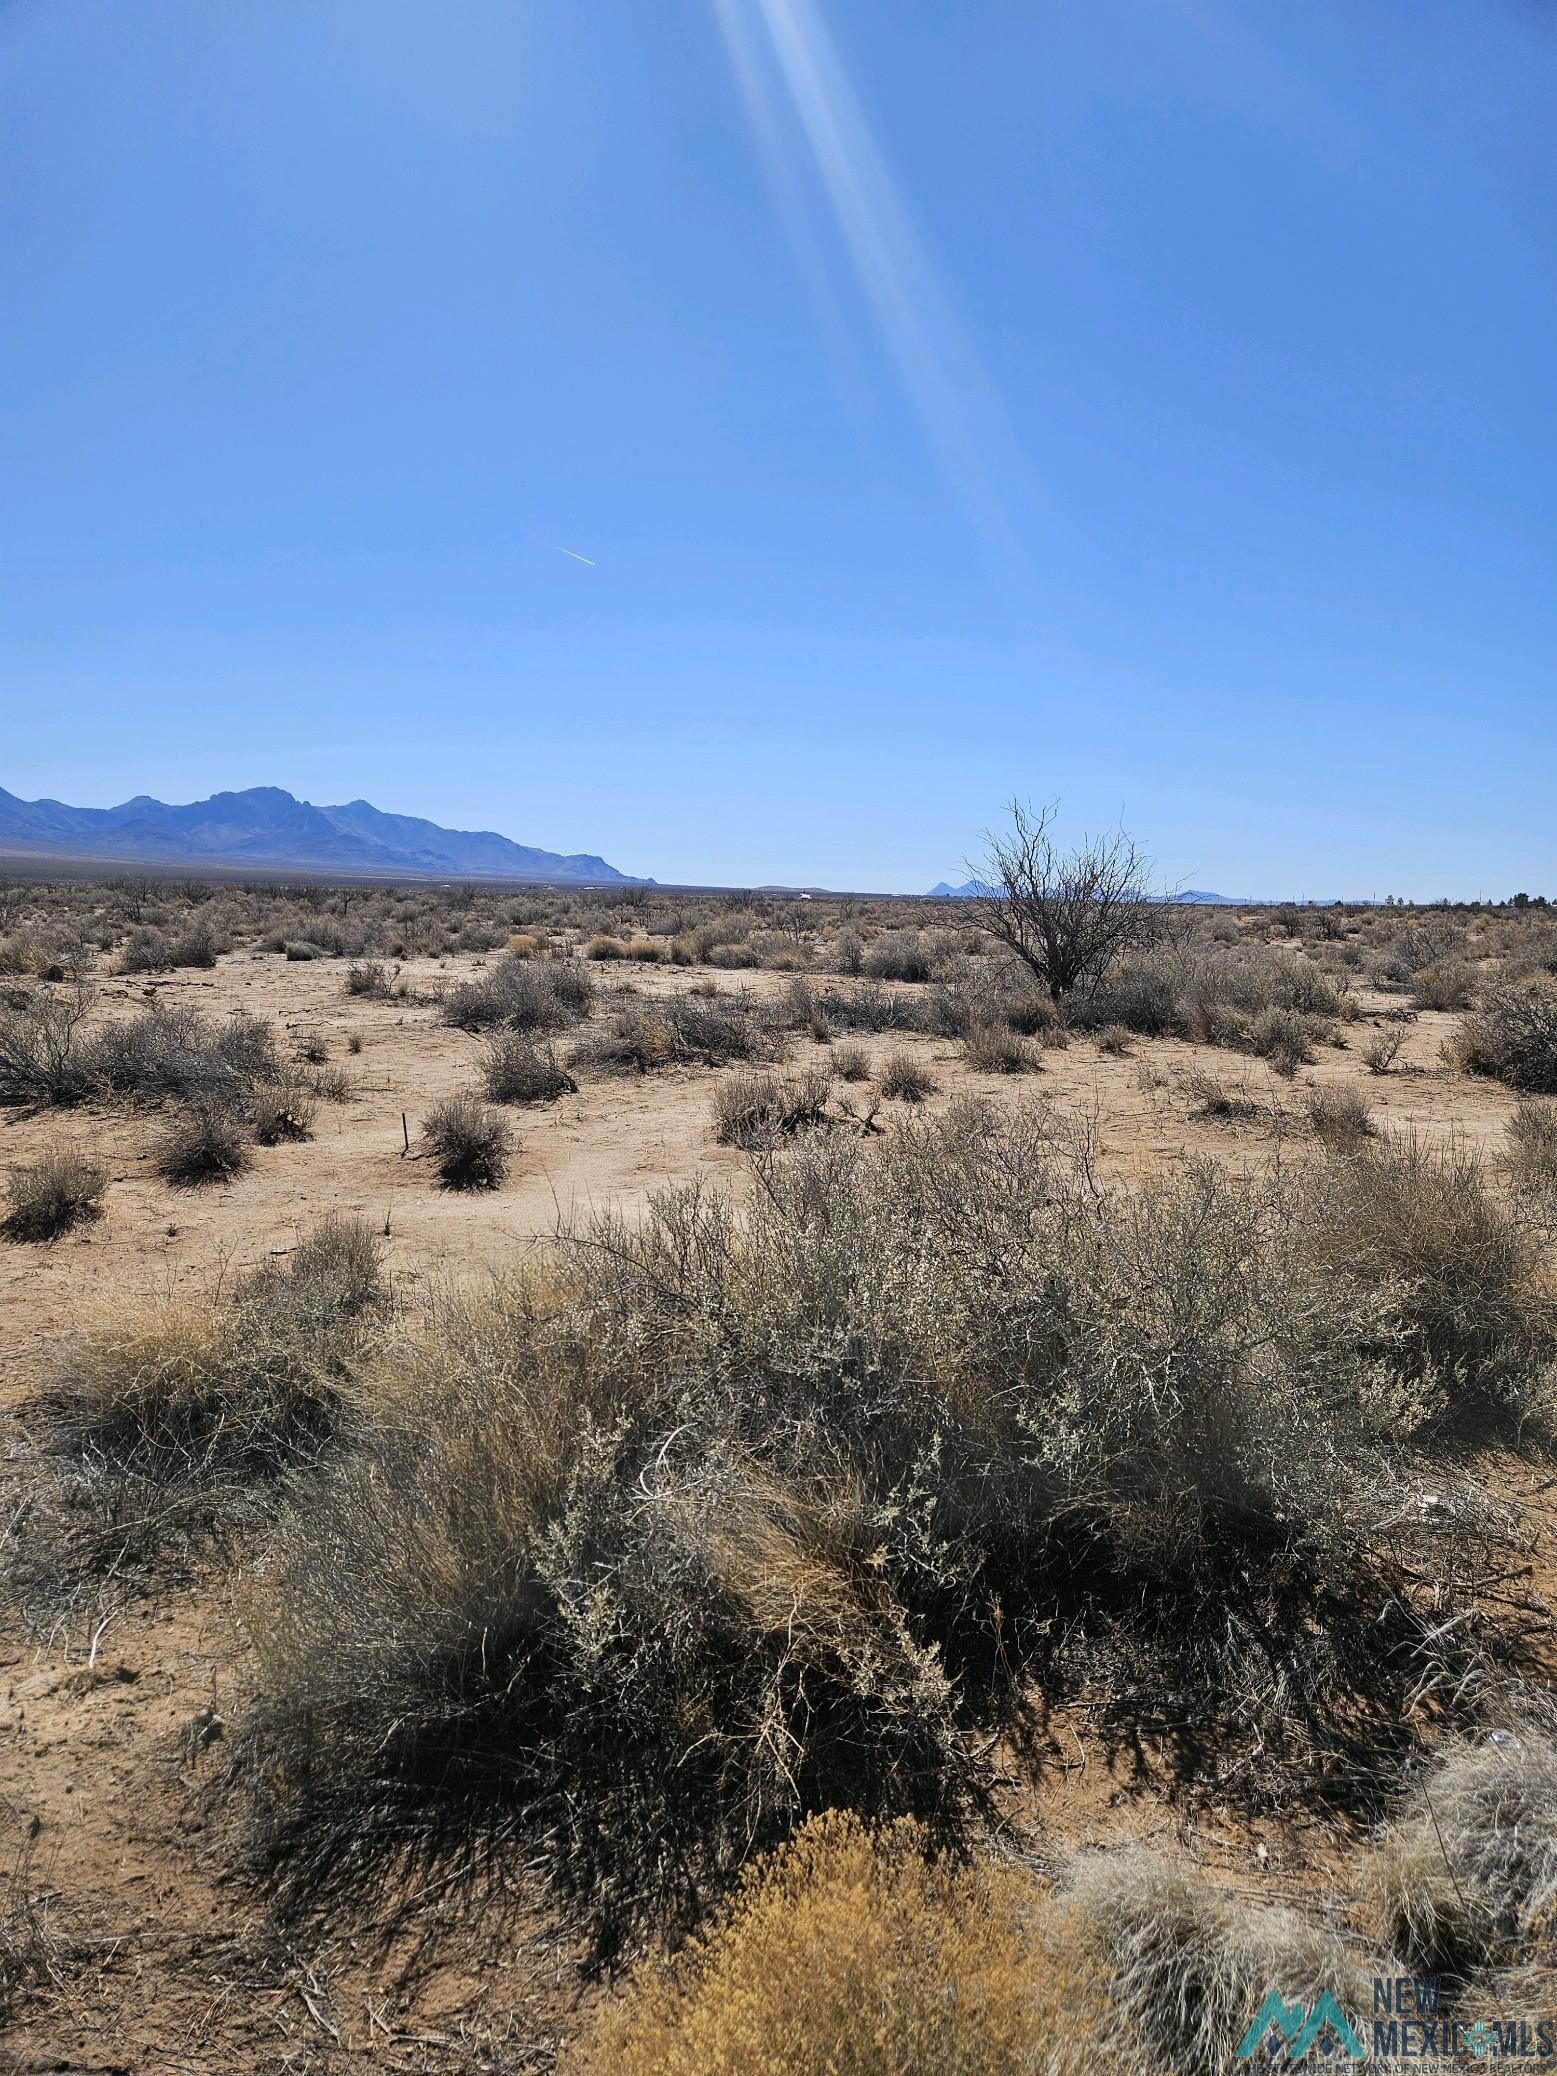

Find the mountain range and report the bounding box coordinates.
[928,879,1247,904]
[0,785,643,883]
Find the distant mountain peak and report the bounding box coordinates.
[0,784,648,884]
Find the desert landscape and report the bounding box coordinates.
[1,859,1555,2070]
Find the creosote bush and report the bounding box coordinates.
[2,1147,107,1242]
[421,1094,512,1189]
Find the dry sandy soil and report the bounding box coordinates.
[0,949,1536,2072]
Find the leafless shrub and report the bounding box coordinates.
[832,1043,870,1082]
[422,1094,512,1189]
[1454,977,1557,1093]
[974,801,1161,1003]
[481,1033,577,1106]
[1364,1030,1405,1075]
[713,1067,831,1148]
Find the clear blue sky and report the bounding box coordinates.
[3,1,1553,896]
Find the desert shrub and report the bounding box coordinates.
[249,1079,317,1145]
[1096,1024,1132,1056]
[879,1051,936,1102]
[1455,977,1557,1093]
[282,940,326,962]
[573,997,773,1075]
[120,925,171,973]
[234,1107,1507,1951]
[481,1033,577,1106]
[1067,1849,1383,2072]
[963,1021,1038,1074]
[861,934,936,985]
[0,987,94,1105]
[1248,1005,1313,1075]
[42,1214,384,1532]
[345,959,392,998]
[585,934,629,960]
[1414,959,1476,1012]
[814,983,920,1034]
[833,1043,870,1082]
[1369,1733,1557,1976]
[422,1094,511,1189]
[713,1068,831,1149]
[169,919,220,968]
[443,957,594,1034]
[237,1300,972,1952]
[89,1005,281,1107]
[155,1101,252,1188]
[2,1147,107,1242]
[577,1813,1117,2076]
[1506,1100,1557,1199]
[1363,1030,1405,1075]
[1297,1133,1555,1434]
[1307,1085,1375,1147]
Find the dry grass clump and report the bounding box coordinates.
[0,1835,79,2026]
[576,1813,1119,2076]
[481,1033,578,1106]
[1455,976,1557,1093]
[421,1094,512,1189]
[833,1042,870,1081]
[1185,1070,1263,1122]
[1369,1732,1557,1977]
[963,1021,1039,1074]
[1066,1848,1383,2071]
[879,1050,936,1102]
[713,1067,831,1148]
[23,1217,386,1595]
[1307,1084,1375,1147]
[2,1146,107,1242]
[155,1101,252,1187]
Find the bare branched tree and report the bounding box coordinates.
[972,801,1162,1002]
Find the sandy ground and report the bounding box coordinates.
[0,951,1532,2071]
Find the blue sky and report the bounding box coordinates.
[3,1,1553,896]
